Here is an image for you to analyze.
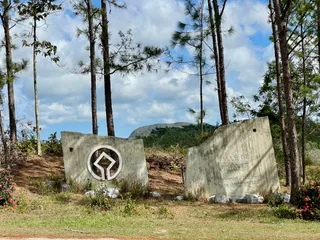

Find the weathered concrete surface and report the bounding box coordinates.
[61,132,148,188]
[185,117,280,199]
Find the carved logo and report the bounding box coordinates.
[87,145,123,181]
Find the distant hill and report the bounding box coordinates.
[128,122,193,139]
[130,123,217,149]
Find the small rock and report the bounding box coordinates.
[235,196,247,203]
[208,195,215,203]
[245,194,264,203]
[281,193,290,203]
[102,188,120,199]
[85,190,95,197]
[208,195,231,204]
[174,196,184,201]
[61,183,72,192]
[151,191,161,198]
[258,195,264,203]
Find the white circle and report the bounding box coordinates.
[87,145,123,181]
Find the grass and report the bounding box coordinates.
[0,190,320,240]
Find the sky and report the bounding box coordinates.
[0,0,274,140]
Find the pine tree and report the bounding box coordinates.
[170,0,209,135]
[0,0,17,144]
[269,0,290,186]
[73,0,99,135]
[18,0,61,156]
[272,0,300,203]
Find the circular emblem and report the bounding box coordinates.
[87,145,123,181]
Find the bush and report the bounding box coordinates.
[295,180,320,220]
[122,193,137,216]
[267,193,284,207]
[0,172,16,208]
[42,132,62,156]
[17,136,37,154]
[272,204,298,219]
[87,191,112,211]
[17,132,62,156]
[30,176,65,195]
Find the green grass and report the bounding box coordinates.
[1,192,320,240]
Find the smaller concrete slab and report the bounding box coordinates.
[61,131,148,190]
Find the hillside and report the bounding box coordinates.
[128,122,193,138]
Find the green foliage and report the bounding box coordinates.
[16,195,29,213]
[30,175,64,195]
[122,193,137,216]
[0,172,16,208]
[267,193,285,207]
[42,132,62,156]
[18,135,37,154]
[295,180,320,220]
[230,95,253,119]
[140,124,217,149]
[18,0,61,62]
[97,29,163,75]
[272,204,298,219]
[157,205,172,219]
[117,180,149,199]
[18,132,62,156]
[87,192,112,212]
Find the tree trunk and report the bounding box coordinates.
[87,0,98,135]
[101,0,115,136]
[269,0,291,186]
[213,0,229,125]
[0,110,9,168]
[33,16,42,156]
[317,0,320,72]
[301,22,307,185]
[273,0,300,203]
[3,0,17,144]
[207,0,224,124]
[199,0,204,135]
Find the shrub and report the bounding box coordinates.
[17,136,37,154]
[87,191,112,211]
[42,132,62,156]
[295,180,320,220]
[118,180,149,199]
[30,175,65,195]
[123,193,137,216]
[272,204,298,219]
[267,192,284,207]
[158,205,172,219]
[0,172,16,208]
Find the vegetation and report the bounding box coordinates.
[0,190,320,239]
[18,132,62,156]
[296,180,320,220]
[139,124,217,149]
[0,171,16,208]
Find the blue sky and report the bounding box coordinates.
[0,0,274,140]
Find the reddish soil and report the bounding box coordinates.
[11,155,184,197]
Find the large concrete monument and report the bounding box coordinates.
[184,117,280,199]
[61,132,148,188]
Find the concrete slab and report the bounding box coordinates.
[184,117,280,199]
[61,132,148,190]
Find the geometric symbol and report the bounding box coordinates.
[87,145,123,181]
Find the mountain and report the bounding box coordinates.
[128,122,193,139]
